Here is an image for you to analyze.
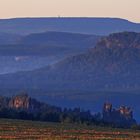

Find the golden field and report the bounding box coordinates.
[0,119,140,140]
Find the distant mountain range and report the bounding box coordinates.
[20,31,99,49]
[0,17,140,74]
[0,31,99,55]
[1,32,140,121]
[0,32,140,91]
[0,18,140,35]
[0,32,99,74]
[0,18,140,121]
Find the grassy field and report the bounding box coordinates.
[0,119,140,140]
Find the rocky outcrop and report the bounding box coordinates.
[9,94,30,109]
[8,93,44,112]
[103,103,136,127]
[0,94,137,128]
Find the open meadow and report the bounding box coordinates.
[0,119,140,140]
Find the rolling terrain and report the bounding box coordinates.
[0,17,140,74]
[0,31,99,74]
[0,18,140,122]
[1,32,140,90]
[0,32,140,121]
[0,18,140,35]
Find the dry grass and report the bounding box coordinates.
[0,119,140,140]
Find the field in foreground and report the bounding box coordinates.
[0,119,140,140]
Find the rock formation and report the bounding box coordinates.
[103,102,136,127]
[9,94,30,109]
[0,94,137,128]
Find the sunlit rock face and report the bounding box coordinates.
[119,106,133,119]
[103,103,112,113]
[102,102,136,127]
[9,94,30,109]
[8,94,43,112]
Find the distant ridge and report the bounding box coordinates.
[0,18,140,35]
[1,32,140,90]
[0,31,100,74]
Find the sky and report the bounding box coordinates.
[0,0,140,23]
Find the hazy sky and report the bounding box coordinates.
[0,0,140,22]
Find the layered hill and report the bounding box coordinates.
[20,31,99,49]
[0,31,99,55]
[0,32,99,74]
[0,18,140,35]
[0,32,140,91]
